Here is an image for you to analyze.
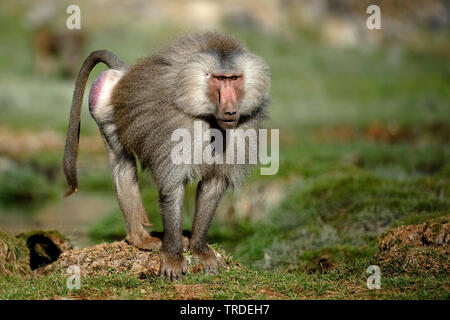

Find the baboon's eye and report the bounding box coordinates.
[216,76,225,81]
[231,76,238,81]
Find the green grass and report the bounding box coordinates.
[235,166,449,267]
[1,253,448,299]
[0,164,58,210]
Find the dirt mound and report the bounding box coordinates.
[49,241,238,277]
[378,216,450,274]
[2,230,239,278]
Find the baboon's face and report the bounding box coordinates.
[173,49,269,127]
[207,72,244,129]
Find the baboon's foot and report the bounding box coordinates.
[159,251,186,280]
[190,245,218,274]
[126,229,162,250]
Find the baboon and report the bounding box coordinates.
[63,31,270,279]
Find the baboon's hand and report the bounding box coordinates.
[191,245,218,274]
[160,251,186,280]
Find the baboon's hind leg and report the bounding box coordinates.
[89,69,160,250]
[102,137,161,250]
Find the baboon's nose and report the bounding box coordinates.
[219,82,237,108]
[225,110,237,116]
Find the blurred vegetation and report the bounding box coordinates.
[0,167,56,209]
[0,0,449,299]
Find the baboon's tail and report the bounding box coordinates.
[63,50,126,197]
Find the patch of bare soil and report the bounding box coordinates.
[0,126,103,157]
[365,121,416,144]
[256,286,289,299]
[54,241,160,277]
[312,122,417,144]
[377,216,450,274]
[175,284,211,299]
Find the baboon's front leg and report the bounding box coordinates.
[190,177,228,273]
[159,185,186,280]
[104,141,161,250]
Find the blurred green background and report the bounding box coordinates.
[0,0,449,282]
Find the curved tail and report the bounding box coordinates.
[63,50,126,197]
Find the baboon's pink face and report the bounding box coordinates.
[207,73,244,129]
